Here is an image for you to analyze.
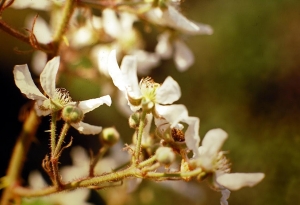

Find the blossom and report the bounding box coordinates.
[13,56,112,135]
[188,128,265,204]
[108,50,185,125]
[145,5,213,71]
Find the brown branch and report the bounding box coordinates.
[0,19,54,54]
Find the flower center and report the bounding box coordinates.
[40,88,72,112]
[139,77,160,103]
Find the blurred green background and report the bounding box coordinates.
[1,0,300,204]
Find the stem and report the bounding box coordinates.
[89,146,109,177]
[53,123,70,157]
[146,168,203,179]
[52,0,76,54]
[50,113,57,157]
[0,109,40,205]
[0,20,52,53]
[133,111,147,165]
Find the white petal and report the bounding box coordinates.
[71,122,102,135]
[163,6,213,35]
[102,9,122,38]
[13,64,47,100]
[174,39,194,72]
[183,117,200,157]
[220,189,230,205]
[216,173,265,191]
[120,55,141,99]
[155,104,188,127]
[40,56,60,98]
[108,50,126,91]
[155,32,173,59]
[202,128,228,156]
[77,95,112,114]
[156,76,181,104]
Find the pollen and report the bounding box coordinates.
[139,77,160,102]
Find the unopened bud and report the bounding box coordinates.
[129,112,141,129]
[61,105,84,124]
[155,147,176,165]
[100,127,120,146]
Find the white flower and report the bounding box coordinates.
[146,5,213,35]
[146,5,213,71]
[11,0,51,10]
[13,57,112,135]
[108,50,184,124]
[188,128,265,204]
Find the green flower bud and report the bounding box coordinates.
[155,147,176,165]
[61,105,84,124]
[100,127,120,146]
[128,112,141,129]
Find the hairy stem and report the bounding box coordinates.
[0,109,40,205]
[52,0,76,55]
[133,110,147,165]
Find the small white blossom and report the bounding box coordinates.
[13,57,112,135]
[108,50,185,124]
[187,128,265,204]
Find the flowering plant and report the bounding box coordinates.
[0,0,264,205]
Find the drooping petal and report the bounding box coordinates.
[71,121,102,135]
[201,128,228,156]
[108,50,127,91]
[77,95,112,114]
[163,6,213,35]
[216,173,265,191]
[155,104,188,127]
[13,64,47,101]
[183,117,200,157]
[220,189,230,205]
[155,32,173,60]
[40,56,60,98]
[156,76,181,104]
[174,39,194,72]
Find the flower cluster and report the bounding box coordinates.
[1,1,265,205]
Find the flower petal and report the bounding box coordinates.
[155,104,188,127]
[108,50,126,91]
[174,39,194,72]
[156,76,181,104]
[71,121,102,135]
[183,117,200,157]
[163,6,213,35]
[40,56,60,98]
[13,64,47,101]
[201,128,228,156]
[77,95,112,114]
[155,32,173,59]
[216,173,265,191]
[120,55,141,99]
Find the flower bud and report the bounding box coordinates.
[128,112,141,129]
[61,105,84,124]
[100,127,120,146]
[155,147,176,165]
